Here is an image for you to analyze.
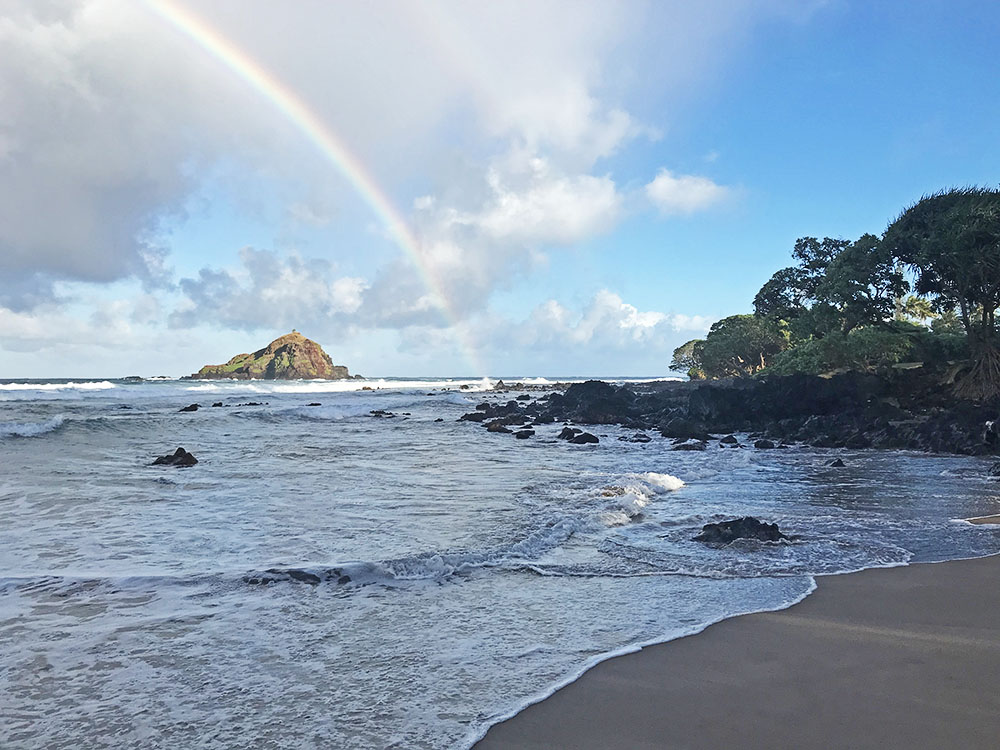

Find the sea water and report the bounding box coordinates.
[1,377,999,749]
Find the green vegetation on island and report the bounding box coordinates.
[188,331,351,380]
[673,187,1000,399]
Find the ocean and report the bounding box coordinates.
[2,377,999,749]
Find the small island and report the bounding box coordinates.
[186,331,351,380]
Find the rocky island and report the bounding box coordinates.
[186,331,351,380]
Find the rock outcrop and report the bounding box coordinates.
[693,517,788,545]
[187,331,349,380]
[152,447,198,467]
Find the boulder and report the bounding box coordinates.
[179,403,199,412]
[719,434,739,445]
[672,440,707,451]
[516,394,532,401]
[754,439,776,449]
[486,421,512,433]
[515,429,535,439]
[460,412,489,422]
[152,447,198,467]
[827,458,846,467]
[212,402,223,408]
[558,427,581,440]
[568,432,599,444]
[693,517,787,545]
[308,402,321,407]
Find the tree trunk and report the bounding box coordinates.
[955,335,1000,401]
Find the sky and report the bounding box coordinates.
[2,0,999,378]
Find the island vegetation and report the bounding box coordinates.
[187,330,351,380]
[671,187,1000,400]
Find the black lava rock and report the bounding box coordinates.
[693,517,787,545]
[152,447,198,467]
[672,440,707,451]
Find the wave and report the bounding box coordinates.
[0,381,116,392]
[0,415,66,438]
[183,377,496,394]
[598,472,685,526]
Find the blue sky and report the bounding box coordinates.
[1,0,998,378]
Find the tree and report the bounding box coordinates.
[699,315,789,378]
[816,233,907,333]
[754,234,906,340]
[899,294,935,324]
[883,187,1000,399]
[670,339,705,379]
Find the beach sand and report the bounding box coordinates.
[475,554,1000,749]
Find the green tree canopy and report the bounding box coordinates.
[754,234,907,340]
[698,315,789,378]
[669,338,705,379]
[883,187,1000,399]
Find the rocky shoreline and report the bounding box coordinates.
[461,369,999,456]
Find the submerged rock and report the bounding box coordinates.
[672,440,707,451]
[693,517,787,545]
[152,447,198,467]
[179,403,199,412]
[827,458,846,467]
[568,431,599,444]
[514,429,535,439]
[486,421,512,433]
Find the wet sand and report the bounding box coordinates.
[475,554,1000,749]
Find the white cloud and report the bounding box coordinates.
[471,161,621,244]
[172,248,368,332]
[645,169,730,215]
[521,290,713,349]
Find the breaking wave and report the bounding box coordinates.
[0,415,66,438]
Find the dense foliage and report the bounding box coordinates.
[673,187,997,397]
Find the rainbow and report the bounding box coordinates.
[144,0,486,376]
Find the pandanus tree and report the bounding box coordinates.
[883,187,1000,400]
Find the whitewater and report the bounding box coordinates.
[1,377,999,749]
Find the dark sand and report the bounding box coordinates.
[476,555,1000,749]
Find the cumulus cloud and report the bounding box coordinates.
[522,290,713,350]
[171,248,367,332]
[0,1,256,306]
[645,169,730,215]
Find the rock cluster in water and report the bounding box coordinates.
[187,331,350,380]
[517,372,1000,456]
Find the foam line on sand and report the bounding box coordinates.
[475,554,1000,750]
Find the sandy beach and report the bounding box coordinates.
[476,554,1000,749]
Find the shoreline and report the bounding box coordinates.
[474,553,1000,749]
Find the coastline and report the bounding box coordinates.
[474,553,1000,749]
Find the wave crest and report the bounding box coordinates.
[0,415,66,438]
